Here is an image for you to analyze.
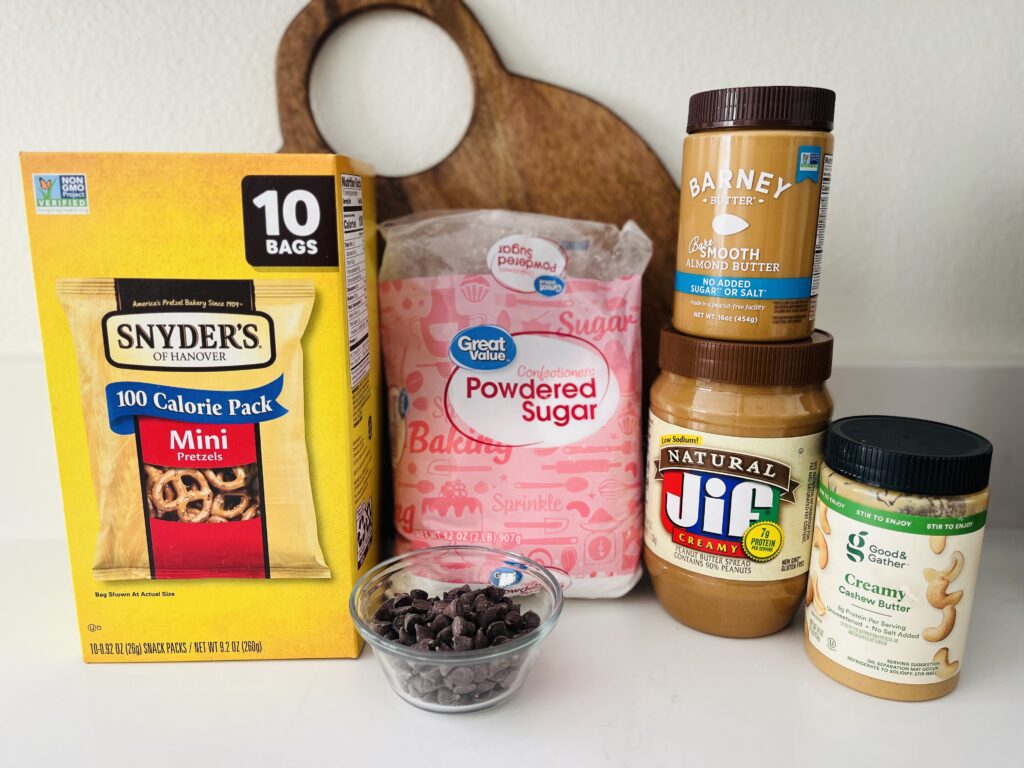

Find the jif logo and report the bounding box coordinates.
[846,531,868,562]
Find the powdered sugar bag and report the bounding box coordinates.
[379,210,651,598]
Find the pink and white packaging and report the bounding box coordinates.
[378,210,651,598]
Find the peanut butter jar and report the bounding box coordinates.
[806,417,992,701]
[644,328,833,637]
[674,86,835,341]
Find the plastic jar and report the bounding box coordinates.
[644,328,833,637]
[674,85,835,342]
[805,416,993,701]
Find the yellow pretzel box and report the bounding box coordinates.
[22,152,381,661]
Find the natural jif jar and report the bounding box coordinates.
[805,416,993,701]
[674,85,835,342]
[645,327,833,637]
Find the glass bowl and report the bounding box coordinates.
[350,545,564,713]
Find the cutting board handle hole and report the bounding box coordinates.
[309,9,474,176]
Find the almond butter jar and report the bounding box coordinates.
[644,328,833,637]
[674,86,835,342]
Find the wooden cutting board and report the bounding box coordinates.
[276,0,680,388]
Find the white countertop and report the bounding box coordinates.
[1,532,1020,767]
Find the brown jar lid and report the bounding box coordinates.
[659,327,833,386]
[688,86,835,133]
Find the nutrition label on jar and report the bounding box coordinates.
[810,153,832,297]
[341,173,371,390]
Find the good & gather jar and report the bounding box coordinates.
[674,85,835,341]
[805,416,993,701]
[644,328,833,637]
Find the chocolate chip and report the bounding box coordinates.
[437,688,459,706]
[436,625,454,645]
[452,684,477,695]
[411,598,433,612]
[505,610,524,629]
[392,594,412,608]
[451,616,475,637]
[370,620,392,635]
[480,605,503,628]
[435,642,453,652]
[414,624,435,643]
[452,635,474,652]
[373,603,392,621]
[410,589,428,600]
[523,611,541,629]
[444,599,464,619]
[490,634,511,646]
[404,614,425,633]
[398,629,415,645]
[447,667,474,686]
[473,630,490,649]
[485,621,509,640]
[412,639,434,651]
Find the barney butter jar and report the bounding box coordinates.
[674,85,835,342]
[644,328,833,637]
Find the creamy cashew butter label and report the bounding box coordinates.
[644,413,824,581]
[806,486,986,684]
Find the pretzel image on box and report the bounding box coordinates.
[59,278,329,580]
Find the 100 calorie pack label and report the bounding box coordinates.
[644,414,824,581]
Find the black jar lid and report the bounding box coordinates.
[688,85,835,133]
[825,416,992,497]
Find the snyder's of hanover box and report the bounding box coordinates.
[21,152,381,661]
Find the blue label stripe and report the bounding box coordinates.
[675,272,812,301]
[105,376,287,435]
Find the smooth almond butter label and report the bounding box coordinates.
[673,130,834,340]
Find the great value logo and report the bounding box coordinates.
[102,311,276,371]
[449,326,517,371]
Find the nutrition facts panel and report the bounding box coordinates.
[810,153,832,297]
[340,174,371,390]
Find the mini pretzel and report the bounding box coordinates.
[241,496,261,521]
[152,469,213,523]
[145,465,174,518]
[212,492,253,520]
[203,466,249,492]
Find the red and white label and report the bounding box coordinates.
[445,332,618,447]
[138,417,257,468]
[486,235,567,293]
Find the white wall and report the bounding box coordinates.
[2,1,1022,526]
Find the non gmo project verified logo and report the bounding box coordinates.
[33,173,88,214]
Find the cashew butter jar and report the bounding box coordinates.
[805,417,993,701]
[674,85,835,341]
[644,328,833,637]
